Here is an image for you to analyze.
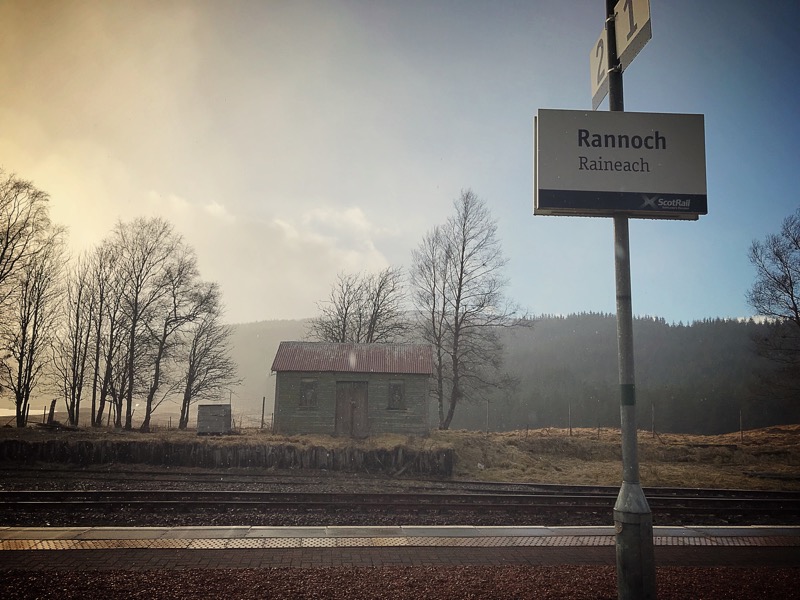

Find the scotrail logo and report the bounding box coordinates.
[640,195,691,210]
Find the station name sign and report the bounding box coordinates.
[534,109,707,220]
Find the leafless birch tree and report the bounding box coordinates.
[410,189,527,430]
[92,246,130,427]
[0,170,51,313]
[747,207,800,399]
[138,244,203,432]
[308,267,409,344]
[52,254,94,426]
[1,228,66,427]
[0,172,236,430]
[86,240,118,426]
[177,283,238,429]
[114,217,182,430]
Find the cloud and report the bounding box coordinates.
[146,191,191,217]
[303,206,374,233]
[204,201,235,223]
[129,198,395,323]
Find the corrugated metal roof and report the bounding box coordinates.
[271,342,434,375]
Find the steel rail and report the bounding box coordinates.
[2,490,798,516]
[0,467,800,499]
[3,468,798,500]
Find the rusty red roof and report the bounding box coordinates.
[271,342,433,375]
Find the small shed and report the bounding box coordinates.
[196,404,232,435]
[271,342,433,437]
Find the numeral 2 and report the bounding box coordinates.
[595,37,605,85]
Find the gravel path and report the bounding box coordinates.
[2,566,799,599]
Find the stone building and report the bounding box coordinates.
[271,341,432,437]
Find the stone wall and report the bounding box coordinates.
[0,438,454,477]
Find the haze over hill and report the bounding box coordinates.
[227,319,308,427]
[228,314,798,435]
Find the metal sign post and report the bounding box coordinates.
[534,2,704,593]
[605,0,656,598]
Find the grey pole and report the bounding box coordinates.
[604,1,657,598]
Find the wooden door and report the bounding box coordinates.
[350,382,369,438]
[335,381,369,437]
[334,383,349,435]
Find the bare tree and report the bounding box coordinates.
[86,240,117,426]
[0,170,51,312]
[410,189,527,430]
[104,327,134,428]
[747,207,800,399]
[177,283,239,429]
[362,267,410,343]
[93,248,130,428]
[138,243,203,432]
[410,226,450,426]
[52,254,94,426]
[308,267,409,343]
[308,272,363,343]
[0,170,53,400]
[0,227,66,427]
[69,217,234,431]
[114,217,181,430]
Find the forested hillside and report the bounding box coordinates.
[228,314,799,435]
[453,313,798,435]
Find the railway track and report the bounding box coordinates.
[3,488,799,518]
[2,466,796,499]
[2,466,799,525]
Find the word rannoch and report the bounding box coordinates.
[578,129,667,150]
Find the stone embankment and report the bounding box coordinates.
[0,435,454,477]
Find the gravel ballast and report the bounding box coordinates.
[1,566,799,600]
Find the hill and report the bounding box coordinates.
[227,319,307,427]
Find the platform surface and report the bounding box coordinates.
[1,525,798,570]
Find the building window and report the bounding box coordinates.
[299,379,318,408]
[388,381,405,410]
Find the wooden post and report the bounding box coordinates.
[261,396,266,429]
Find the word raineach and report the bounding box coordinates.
[579,156,650,173]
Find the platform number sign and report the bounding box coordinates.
[620,0,639,42]
[615,0,651,71]
[591,30,609,110]
[590,0,652,110]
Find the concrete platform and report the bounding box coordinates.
[1,525,798,570]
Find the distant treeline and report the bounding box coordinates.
[449,313,798,435]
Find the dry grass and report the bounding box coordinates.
[2,424,799,490]
[0,425,452,453]
[433,426,800,490]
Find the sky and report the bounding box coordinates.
[1,0,798,326]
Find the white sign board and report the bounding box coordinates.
[534,109,707,219]
[590,0,652,110]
